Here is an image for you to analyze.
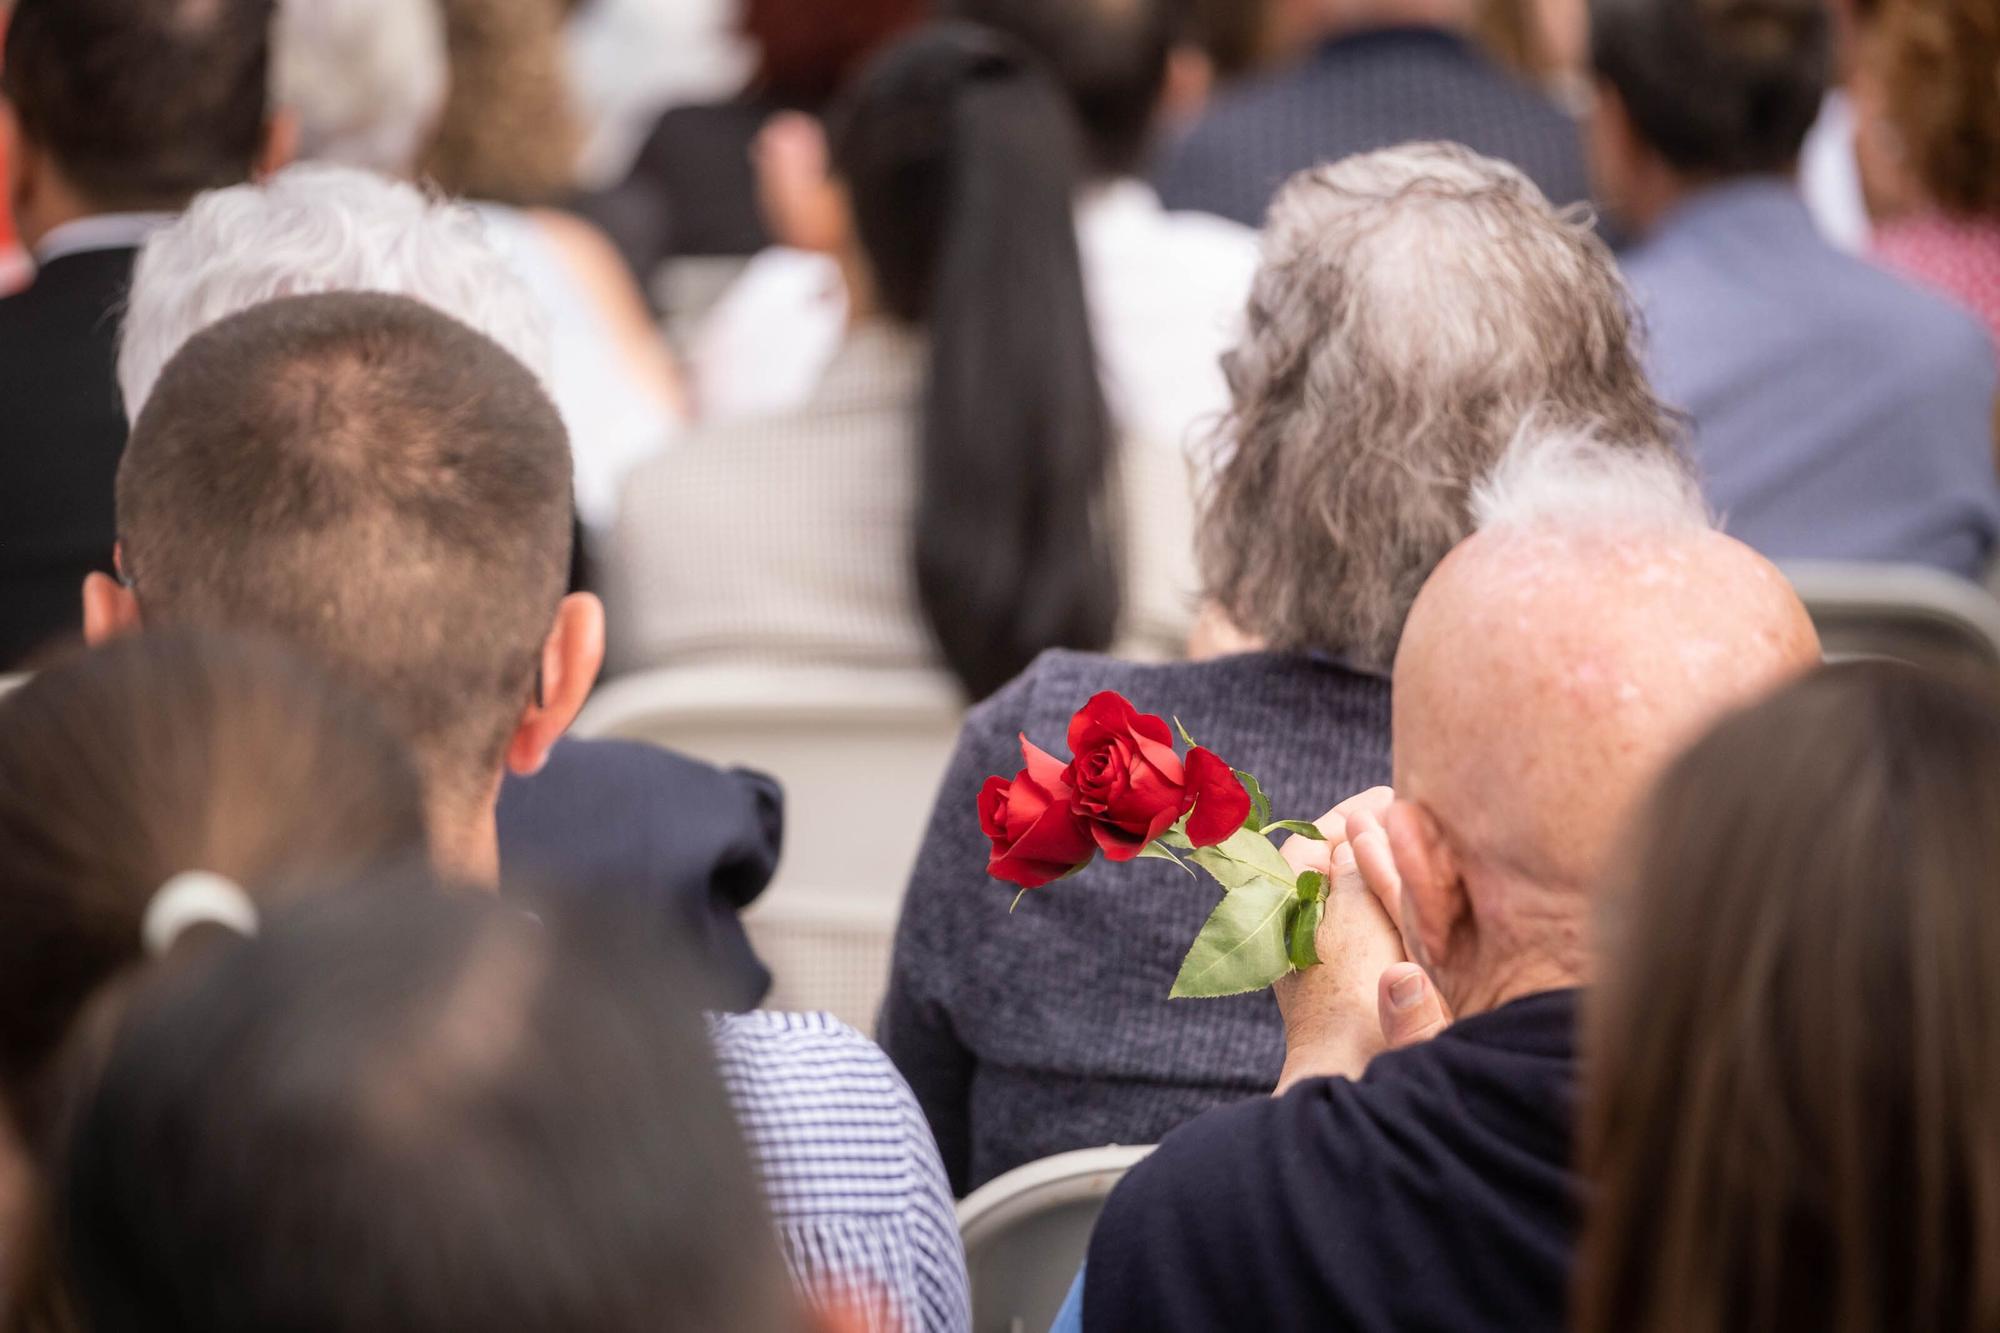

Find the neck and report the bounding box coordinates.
[1441,950,1584,1017]
[428,797,502,889]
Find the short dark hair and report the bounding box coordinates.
[57,891,798,1333]
[947,0,1181,178]
[1590,0,1830,176]
[0,0,275,210]
[117,292,575,814]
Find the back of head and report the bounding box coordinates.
[419,0,580,206]
[0,631,425,1156]
[118,164,551,417]
[1873,0,2000,218]
[1202,144,1675,673]
[116,292,574,821]
[1590,0,1830,176]
[1392,430,1821,894]
[830,23,1119,699]
[1,0,274,210]
[1579,663,2000,1331]
[272,0,449,176]
[58,892,798,1333]
[742,0,929,108]
[945,0,1180,179]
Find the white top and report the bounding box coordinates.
[691,179,1261,462]
[473,204,681,533]
[607,320,1197,677]
[33,211,177,266]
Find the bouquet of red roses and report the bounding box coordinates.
[979,692,1329,998]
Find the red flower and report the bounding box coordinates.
[1063,692,1251,860]
[979,737,1098,889]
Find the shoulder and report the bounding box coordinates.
[513,735,775,814]
[710,1011,940,1189]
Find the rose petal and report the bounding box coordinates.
[1089,819,1151,862]
[988,790,1098,888]
[1019,737,1073,794]
[1183,747,1252,846]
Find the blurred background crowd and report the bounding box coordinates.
[2,0,2000,1329]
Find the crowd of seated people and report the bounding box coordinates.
[2,0,1999,1328]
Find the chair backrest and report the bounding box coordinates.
[957,1145,1157,1333]
[1785,561,2000,684]
[575,665,965,1030]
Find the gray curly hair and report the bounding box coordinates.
[1198,142,1680,673]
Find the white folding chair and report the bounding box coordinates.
[576,665,965,1031]
[0,674,25,700]
[1784,561,2000,682]
[957,1146,1157,1333]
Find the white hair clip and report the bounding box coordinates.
[141,872,260,958]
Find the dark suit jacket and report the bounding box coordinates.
[1154,26,1593,229]
[0,247,134,669]
[497,736,780,1010]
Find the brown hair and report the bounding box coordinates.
[419,0,580,206]
[1576,662,2000,1333]
[0,631,427,1157]
[1874,0,2000,216]
[116,292,574,819]
[0,0,273,211]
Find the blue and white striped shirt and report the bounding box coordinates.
[711,1011,971,1333]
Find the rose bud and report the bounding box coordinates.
[979,737,1098,889]
[1063,692,1250,860]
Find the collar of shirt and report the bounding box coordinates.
[1643,175,1817,253]
[32,211,177,267]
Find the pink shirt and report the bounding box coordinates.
[1875,214,2000,367]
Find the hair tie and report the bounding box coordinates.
[142,872,259,957]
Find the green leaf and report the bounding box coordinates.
[1265,820,1326,841]
[1172,715,1199,749]
[1187,825,1297,891]
[1137,842,1194,875]
[1234,770,1272,832]
[1287,897,1325,971]
[1158,824,1194,852]
[1171,877,1296,998]
[1294,869,1326,902]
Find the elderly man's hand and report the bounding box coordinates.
[1271,788,1406,1092]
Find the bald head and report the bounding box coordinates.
[1394,448,1820,898]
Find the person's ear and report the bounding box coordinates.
[504,593,605,778]
[1383,801,1466,972]
[82,557,142,645]
[256,108,299,179]
[1159,44,1217,124]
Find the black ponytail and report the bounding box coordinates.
[830,23,1121,700]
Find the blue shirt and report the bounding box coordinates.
[711,1011,971,1332]
[1621,178,2000,579]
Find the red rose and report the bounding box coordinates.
[979,736,1098,889]
[1063,692,1251,860]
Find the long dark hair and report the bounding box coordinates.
[1576,662,2000,1332]
[829,22,1120,700]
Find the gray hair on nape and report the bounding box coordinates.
[1471,422,1712,536]
[273,0,450,178]
[1197,141,1680,675]
[118,164,552,418]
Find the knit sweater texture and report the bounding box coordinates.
[879,649,1392,1195]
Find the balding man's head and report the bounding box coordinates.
[1382,432,1820,1007]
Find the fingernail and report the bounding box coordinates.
[1389,970,1426,1011]
[1333,842,1356,870]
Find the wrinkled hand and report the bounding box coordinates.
[1271,788,1404,1092]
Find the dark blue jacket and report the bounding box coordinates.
[498,736,780,1010]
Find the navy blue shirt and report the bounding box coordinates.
[1082,989,1581,1333]
[1154,27,1592,229]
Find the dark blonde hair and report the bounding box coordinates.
[1577,663,2000,1332]
[1875,0,2000,216]
[419,0,580,206]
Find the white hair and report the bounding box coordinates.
[1471,424,1711,534]
[119,165,552,417]
[273,0,450,177]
